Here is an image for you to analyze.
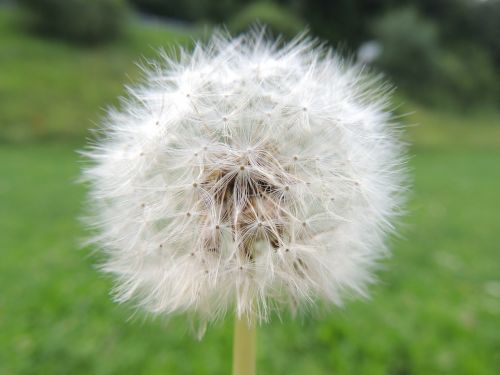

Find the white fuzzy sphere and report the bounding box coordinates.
[82,31,406,324]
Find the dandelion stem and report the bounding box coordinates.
[232,313,256,375]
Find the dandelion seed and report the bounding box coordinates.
[81,30,407,330]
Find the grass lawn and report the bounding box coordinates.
[1,7,499,375]
[1,143,499,374]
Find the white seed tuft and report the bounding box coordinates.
[81,30,407,325]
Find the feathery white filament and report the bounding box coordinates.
[82,31,406,324]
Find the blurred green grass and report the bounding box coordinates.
[1,7,499,375]
[2,144,499,374]
[0,9,193,143]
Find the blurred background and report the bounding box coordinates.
[0,0,499,374]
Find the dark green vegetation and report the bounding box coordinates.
[228,2,306,39]
[18,0,128,44]
[1,6,499,375]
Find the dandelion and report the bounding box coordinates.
[81,30,406,374]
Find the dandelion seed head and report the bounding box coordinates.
[82,30,407,325]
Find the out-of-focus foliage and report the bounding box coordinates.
[371,7,439,89]
[292,0,378,45]
[372,6,500,107]
[408,0,500,66]
[129,0,247,22]
[229,2,305,38]
[468,1,500,67]
[436,45,499,106]
[18,0,128,44]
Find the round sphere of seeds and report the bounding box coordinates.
[82,31,406,322]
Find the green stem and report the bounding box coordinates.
[232,313,256,375]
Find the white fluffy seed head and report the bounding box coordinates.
[81,30,407,326]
